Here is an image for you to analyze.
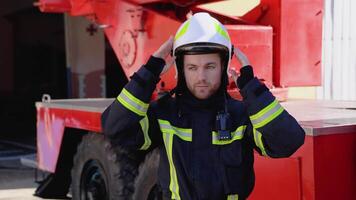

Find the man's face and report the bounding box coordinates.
[183,53,222,100]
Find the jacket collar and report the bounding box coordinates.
[178,89,225,115]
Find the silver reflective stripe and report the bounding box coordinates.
[212,126,246,145]
[139,115,151,150]
[117,88,148,116]
[250,102,283,128]
[158,119,192,142]
[249,99,284,129]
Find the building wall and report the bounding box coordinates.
[64,14,106,98]
[316,0,356,100]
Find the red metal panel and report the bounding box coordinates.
[250,132,356,200]
[92,0,181,90]
[292,136,316,200]
[241,0,323,87]
[279,0,323,86]
[249,155,302,200]
[250,136,313,200]
[70,0,94,16]
[65,109,102,132]
[35,0,71,13]
[36,0,94,15]
[129,0,223,6]
[36,106,66,172]
[227,25,273,85]
[36,105,102,172]
[129,0,170,4]
[313,133,356,200]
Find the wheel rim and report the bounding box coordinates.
[80,160,108,200]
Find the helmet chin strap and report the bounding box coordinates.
[170,51,233,140]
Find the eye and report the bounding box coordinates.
[188,66,197,71]
[207,65,216,69]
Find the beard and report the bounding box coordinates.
[188,80,221,100]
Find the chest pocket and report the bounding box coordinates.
[212,125,246,167]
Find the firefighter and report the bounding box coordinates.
[102,12,305,200]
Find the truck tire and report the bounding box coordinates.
[71,133,142,200]
[132,148,161,200]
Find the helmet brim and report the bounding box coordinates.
[174,42,229,56]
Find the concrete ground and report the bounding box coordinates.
[0,139,61,200]
[0,168,40,200]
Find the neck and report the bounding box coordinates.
[180,89,225,111]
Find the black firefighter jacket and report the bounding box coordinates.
[101,56,305,200]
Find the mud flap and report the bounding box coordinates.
[34,173,71,199]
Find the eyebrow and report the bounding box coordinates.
[206,62,217,65]
[185,62,217,66]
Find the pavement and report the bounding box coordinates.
[0,139,55,200]
[0,168,39,200]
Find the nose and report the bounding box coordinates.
[197,68,207,82]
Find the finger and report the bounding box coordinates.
[234,47,244,61]
[233,47,239,57]
[162,36,174,49]
[161,56,176,75]
[166,56,175,68]
[228,68,240,82]
[233,47,250,67]
[153,35,174,59]
[160,36,174,56]
[228,68,239,76]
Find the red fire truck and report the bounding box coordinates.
[34,0,356,199]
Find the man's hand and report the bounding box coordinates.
[153,36,175,75]
[229,47,254,89]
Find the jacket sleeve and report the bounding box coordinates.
[101,56,165,151]
[240,78,305,158]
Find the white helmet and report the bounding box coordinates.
[173,12,232,61]
[173,12,233,94]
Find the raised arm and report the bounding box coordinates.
[101,36,174,151]
[230,47,305,158]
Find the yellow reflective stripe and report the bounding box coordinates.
[158,119,192,142]
[139,115,151,150]
[163,132,181,199]
[214,22,230,41]
[212,126,246,145]
[117,88,148,116]
[250,99,284,129]
[175,20,190,41]
[253,129,267,156]
[227,194,239,200]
